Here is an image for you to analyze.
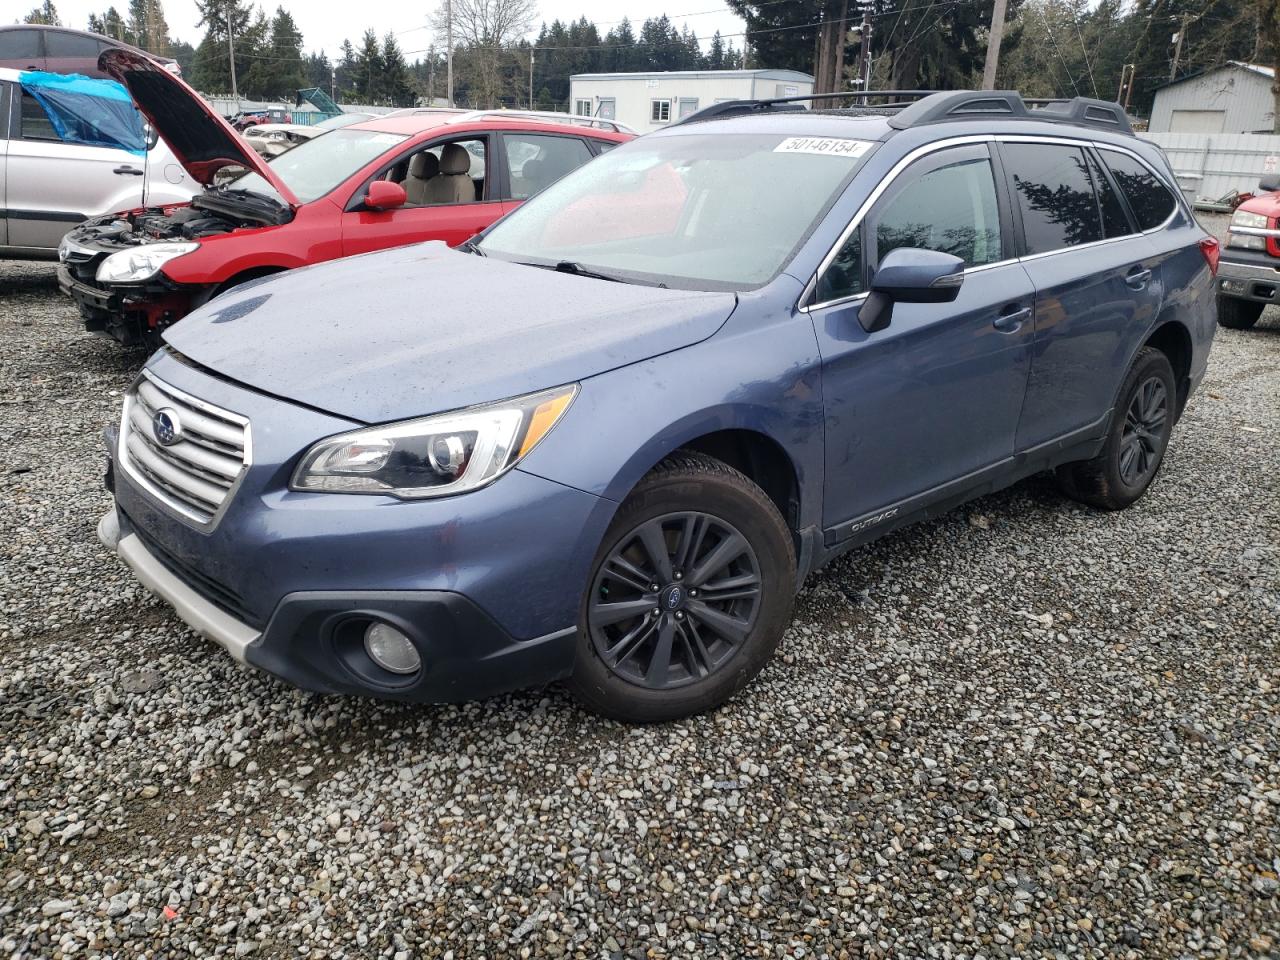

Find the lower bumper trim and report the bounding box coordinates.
[99,509,260,662]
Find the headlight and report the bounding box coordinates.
[291,384,577,499]
[1231,210,1267,229]
[96,242,199,283]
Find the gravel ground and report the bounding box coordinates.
[1,216,1278,959]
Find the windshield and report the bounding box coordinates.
[479,132,875,290]
[230,127,408,204]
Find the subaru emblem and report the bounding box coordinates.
[152,407,183,446]
[664,585,684,610]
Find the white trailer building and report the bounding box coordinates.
[1149,62,1276,134]
[569,69,814,133]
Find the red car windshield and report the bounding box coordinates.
[230,128,409,204]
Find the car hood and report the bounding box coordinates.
[245,123,315,136]
[163,243,737,424]
[99,48,299,205]
[1238,192,1280,218]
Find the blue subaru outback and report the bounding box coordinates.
[98,91,1218,722]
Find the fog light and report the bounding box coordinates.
[363,622,421,675]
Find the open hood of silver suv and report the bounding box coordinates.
[99,48,299,206]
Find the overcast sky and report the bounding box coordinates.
[44,0,749,60]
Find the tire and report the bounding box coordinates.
[1217,295,1263,330]
[567,452,796,723]
[1056,347,1177,511]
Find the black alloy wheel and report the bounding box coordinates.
[587,511,762,690]
[1118,376,1168,487]
[567,452,796,723]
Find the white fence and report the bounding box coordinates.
[1141,132,1280,205]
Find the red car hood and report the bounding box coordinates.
[99,48,299,206]
[1238,192,1280,218]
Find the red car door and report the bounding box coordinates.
[339,134,504,256]
[339,200,503,256]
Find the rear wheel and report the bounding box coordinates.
[1217,295,1264,330]
[567,453,796,723]
[1056,347,1177,511]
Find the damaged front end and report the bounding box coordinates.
[58,190,290,347]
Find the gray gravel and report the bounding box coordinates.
[1,218,1278,958]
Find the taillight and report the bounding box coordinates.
[1199,236,1220,276]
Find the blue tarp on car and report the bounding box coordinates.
[18,71,146,155]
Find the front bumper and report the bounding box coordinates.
[1218,254,1280,304]
[100,502,582,701]
[101,353,615,701]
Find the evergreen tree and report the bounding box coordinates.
[242,7,305,100]
[189,0,254,95]
[353,29,385,102]
[335,39,358,99]
[382,33,414,106]
[128,0,172,55]
[24,2,61,25]
[708,31,727,70]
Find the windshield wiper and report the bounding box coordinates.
[552,260,621,282]
[511,259,631,283]
[459,237,486,257]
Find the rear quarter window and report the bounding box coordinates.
[1102,149,1177,231]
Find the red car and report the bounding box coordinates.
[58,49,630,346]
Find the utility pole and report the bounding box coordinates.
[427,44,435,105]
[855,6,872,88]
[330,65,336,103]
[529,47,535,109]
[226,3,239,113]
[1169,13,1197,82]
[445,0,454,107]
[982,0,1010,90]
[1116,63,1135,108]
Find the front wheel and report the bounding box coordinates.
[567,453,796,723]
[1056,347,1177,511]
[1217,295,1264,330]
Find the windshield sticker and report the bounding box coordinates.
[774,137,872,158]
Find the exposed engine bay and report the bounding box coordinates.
[58,189,293,348]
[73,190,291,246]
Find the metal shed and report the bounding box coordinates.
[1149,62,1276,134]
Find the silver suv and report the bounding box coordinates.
[1,67,195,260]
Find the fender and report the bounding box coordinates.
[519,292,827,537]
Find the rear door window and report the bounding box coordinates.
[1003,142,1102,254]
[0,29,42,59]
[1101,149,1178,231]
[45,31,102,58]
[503,133,593,200]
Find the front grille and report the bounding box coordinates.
[125,510,265,629]
[119,372,251,526]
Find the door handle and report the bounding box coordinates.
[993,305,1032,332]
[113,165,144,176]
[1125,267,1152,290]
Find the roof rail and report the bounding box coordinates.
[887,91,1133,135]
[449,109,636,134]
[672,89,1134,136]
[673,90,938,126]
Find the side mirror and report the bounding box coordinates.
[365,181,407,211]
[859,247,965,333]
[1260,173,1280,193]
